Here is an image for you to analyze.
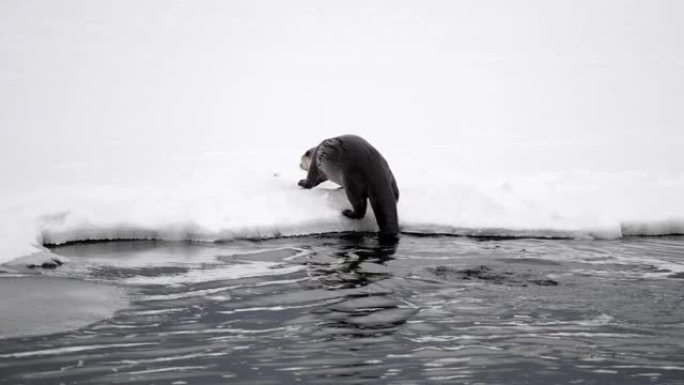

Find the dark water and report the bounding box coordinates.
[1,234,684,384]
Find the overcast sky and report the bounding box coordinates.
[1,0,682,182]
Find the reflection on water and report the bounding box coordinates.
[1,234,684,384]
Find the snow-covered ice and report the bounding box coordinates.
[1,145,682,266]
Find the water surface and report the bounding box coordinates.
[1,234,683,384]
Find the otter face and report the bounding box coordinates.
[300,148,315,171]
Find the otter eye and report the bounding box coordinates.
[305,150,311,156]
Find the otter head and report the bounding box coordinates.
[300,147,316,171]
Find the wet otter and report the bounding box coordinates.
[298,135,399,237]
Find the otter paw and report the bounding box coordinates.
[342,209,361,219]
[298,179,309,188]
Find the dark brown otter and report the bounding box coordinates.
[298,135,399,236]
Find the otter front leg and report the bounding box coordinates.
[298,165,327,189]
[342,183,368,219]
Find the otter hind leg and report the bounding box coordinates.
[369,192,399,236]
[342,183,368,220]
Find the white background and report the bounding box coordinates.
[2,0,682,182]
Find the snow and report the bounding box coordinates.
[1,145,683,266]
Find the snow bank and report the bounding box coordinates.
[1,147,683,265]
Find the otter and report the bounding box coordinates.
[298,135,400,237]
